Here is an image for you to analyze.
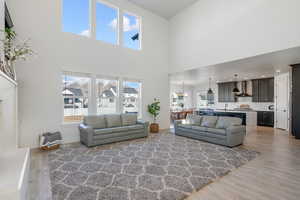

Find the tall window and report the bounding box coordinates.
[123,13,141,50]
[62,0,90,37]
[122,81,142,116]
[96,78,119,114]
[96,1,118,45]
[62,74,90,123]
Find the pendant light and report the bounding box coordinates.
[232,74,240,93]
[207,77,214,95]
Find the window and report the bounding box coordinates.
[96,1,118,44]
[62,72,142,123]
[123,13,141,50]
[122,81,142,116]
[62,1,142,49]
[196,91,215,108]
[62,74,90,123]
[96,78,119,114]
[62,0,90,37]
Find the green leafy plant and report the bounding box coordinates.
[3,28,34,62]
[148,98,160,123]
[0,28,34,80]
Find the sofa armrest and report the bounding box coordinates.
[174,120,182,130]
[137,120,150,135]
[225,125,246,147]
[226,125,246,135]
[79,124,95,145]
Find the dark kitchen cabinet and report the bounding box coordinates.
[252,78,274,102]
[257,111,274,127]
[291,64,300,139]
[218,82,237,102]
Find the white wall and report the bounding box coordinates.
[169,0,300,73]
[0,74,18,151]
[7,0,170,148]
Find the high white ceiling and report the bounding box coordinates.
[170,47,300,86]
[127,0,198,19]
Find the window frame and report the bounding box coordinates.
[95,0,120,45]
[121,78,143,118]
[122,11,142,51]
[61,0,92,38]
[95,75,120,115]
[61,0,142,49]
[62,72,92,124]
[62,72,143,124]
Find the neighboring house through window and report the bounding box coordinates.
[96,78,119,114]
[62,73,90,123]
[62,72,142,123]
[122,81,142,117]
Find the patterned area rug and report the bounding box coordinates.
[48,132,258,200]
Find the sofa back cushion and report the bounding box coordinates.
[83,115,106,129]
[186,114,202,125]
[121,114,137,126]
[201,116,218,128]
[106,114,122,128]
[216,117,242,129]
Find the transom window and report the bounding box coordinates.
[62,0,142,50]
[123,13,141,50]
[62,0,90,37]
[96,1,118,45]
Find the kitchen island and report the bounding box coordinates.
[195,109,257,127]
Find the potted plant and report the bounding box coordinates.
[1,28,34,80]
[148,98,160,133]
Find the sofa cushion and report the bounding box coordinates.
[83,115,106,129]
[201,116,218,128]
[178,124,193,129]
[106,114,122,128]
[94,128,113,135]
[186,114,202,125]
[109,127,129,132]
[216,117,242,129]
[121,114,137,126]
[127,124,144,131]
[206,128,226,136]
[191,126,207,132]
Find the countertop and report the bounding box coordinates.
[199,109,273,113]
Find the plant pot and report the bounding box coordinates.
[150,123,159,133]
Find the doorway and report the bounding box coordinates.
[275,73,290,131]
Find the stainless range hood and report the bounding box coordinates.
[236,81,252,97]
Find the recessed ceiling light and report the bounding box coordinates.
[276,70,281,73]
[261,75,266,78]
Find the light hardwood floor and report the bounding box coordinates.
[28,127,300,200]
[188,126,300,200]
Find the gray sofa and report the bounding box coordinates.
[174,114,246,147]
[79,114,149,147]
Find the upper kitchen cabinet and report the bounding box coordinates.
[252,78,274,102]
[218,82,237,102]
